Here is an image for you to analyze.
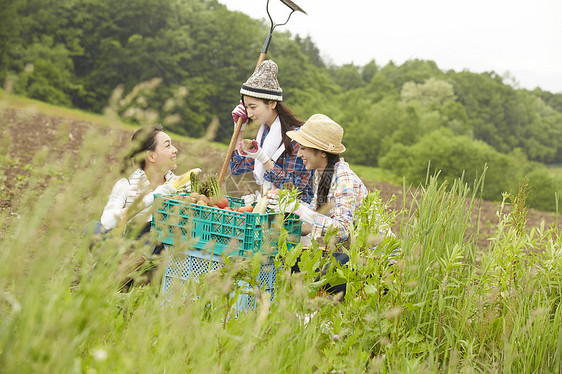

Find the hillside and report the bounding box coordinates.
[2,96,559,250]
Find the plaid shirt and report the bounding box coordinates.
[309,159,368,241]
[229,126,314,203]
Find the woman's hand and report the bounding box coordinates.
[142,184,177,207]
[266,190,298,213]
[267,191,318,225]
[300,223,312,235]
[237,140,270,165]
[232,100,248,131]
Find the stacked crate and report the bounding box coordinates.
[152,194,301,311]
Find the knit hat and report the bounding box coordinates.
[240,60,283,101]
[286,114,346,154]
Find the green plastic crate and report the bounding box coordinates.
[151,194,301,257]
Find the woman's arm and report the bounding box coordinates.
[229,151,256,175]
[100,178,129,230]
[309,196,356,242]
[263,143,314,203]
[309,173,361,241]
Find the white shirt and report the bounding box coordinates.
[101,169,176,230]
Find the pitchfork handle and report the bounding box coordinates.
[218,116,245,186]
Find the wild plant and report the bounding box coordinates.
[2,111,562,372]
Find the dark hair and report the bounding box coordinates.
[241,97,303,153]
[121,125,163,174]
[275,102,304,153]
[316,152,341,210]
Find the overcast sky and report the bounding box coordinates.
[217,0,562,94]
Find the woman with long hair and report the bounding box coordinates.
[229,60,313,203]
[267,114,368,243]
[265,114,378,298]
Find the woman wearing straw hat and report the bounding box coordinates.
[267,113,368,244]
[265,113,371,297]
[229,60,314,203]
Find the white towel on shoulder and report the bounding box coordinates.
[254,116,284,185]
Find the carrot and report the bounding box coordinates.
[237,205,253,213]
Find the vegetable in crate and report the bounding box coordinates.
[211,197,229,209]
[208,174,222,197]
[194,173,222,198]
[237,205,254,213]
[190,171,200,194]
[253,195,269,214]
[168,168,201,191]
[189,193,209,205]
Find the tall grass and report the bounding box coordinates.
[1,120,561,373]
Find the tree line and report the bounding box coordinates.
[2,0,561,211]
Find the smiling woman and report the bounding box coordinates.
[99,125,181,233]
[80,124,188,290]
[265,113,398,298]
[228,60,314,204]
[81,124,190,258]
[268,113,366,244]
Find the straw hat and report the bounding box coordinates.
[240,60,283,101]
[286,114,346,154]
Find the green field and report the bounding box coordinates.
[1,97,562,373]
[548,166,562,179]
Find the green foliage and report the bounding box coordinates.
[381,59,445,91]
[0,0,21,78]
[9,35,82,106]
[380,130,501,200]
[379,129,562,209]
[294,35,325,69]
[532,88,562,114]
[2,134,561,372]
[344,97,414,166]
[330,64,365,91]
[449,71,562,163]
[361,59,379,84]
[526,168,562,212]
[349,163,402,185]
[401,77,456,107]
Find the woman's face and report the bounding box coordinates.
[148,131,178,172]
[297,144,327,171]
[243,96,277,126]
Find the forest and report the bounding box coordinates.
[2,0,562,210]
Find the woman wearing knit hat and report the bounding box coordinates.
[229,60,314,203]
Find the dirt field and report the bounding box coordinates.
[2,106,560,250]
